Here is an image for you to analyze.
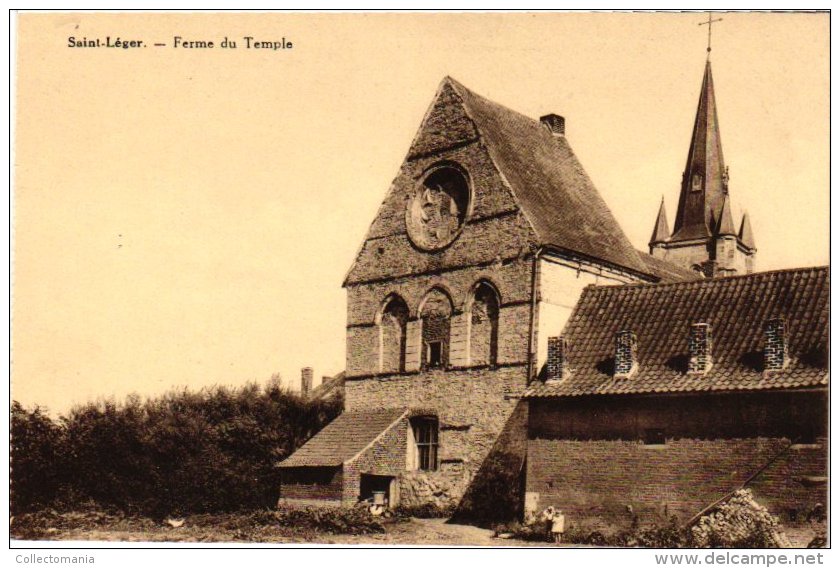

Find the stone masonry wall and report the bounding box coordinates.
[346,258,533,377]
[658,240,710,272]
[345,366,527,505]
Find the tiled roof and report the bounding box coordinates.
[278,408,407,467]
[448,78,652,276]
[525,266,828,398]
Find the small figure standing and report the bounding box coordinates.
[551,510,566,544]
[540,506,556,542]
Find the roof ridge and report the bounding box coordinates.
[343,408,410,465]
[450,78,650,275]
[446,76,545,129]
[586,265,828,292]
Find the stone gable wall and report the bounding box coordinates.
[345,84,535,287]
[343,416,409,505]
[345,366,527,505]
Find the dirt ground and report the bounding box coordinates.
[14,516,546,546]
[12,513,821,547]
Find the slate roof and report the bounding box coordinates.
[447,78,652,276]
[525,266,828,398]
[278,408,407,467]
[672,61,728,242]
[739,212,756,250]
[636,250,702,283]
[650,198,671,245]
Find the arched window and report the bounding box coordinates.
[469,282,500,366]
[379,295,409,373]
[420,288,453,369]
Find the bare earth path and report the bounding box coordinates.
[16,517,535,546]
[321,518,504,546]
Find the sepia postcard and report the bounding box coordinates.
[9,10,830,556]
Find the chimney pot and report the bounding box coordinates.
[546,336,570,382]
[540,114,565,136]
[301,367,313,395]
[614,330,638,378]
[688,323,713,374]
[764,318,789,371]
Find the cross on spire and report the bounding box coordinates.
[698,12,723,58]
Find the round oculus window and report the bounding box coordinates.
[406,167,470,250]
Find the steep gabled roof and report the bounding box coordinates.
[278,408,407,467]
[446,77,651,275]
[525,266,828,398]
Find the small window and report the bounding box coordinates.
[691,173,703,192]
[412,418,439,471]
[427,341,443,368]
[643,429,667,446]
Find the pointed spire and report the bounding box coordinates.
[649,197,670,245]
[716,194,736,236]
[739,212,756,249]
[671,61,728,242]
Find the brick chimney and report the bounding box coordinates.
[764,318,789,371]
[546,336,569,382]
[301,367,313,395]
[688,323,713,374]
[614,330,638,378]
[540,114,565,136]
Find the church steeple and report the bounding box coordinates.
[672,61,728,242]
[647,57,756,278]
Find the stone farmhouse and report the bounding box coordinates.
[277,60,828,525]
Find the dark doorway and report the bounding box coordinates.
[359,474,398,508]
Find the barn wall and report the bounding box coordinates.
[279,466,343,504]
[526,392,828,525]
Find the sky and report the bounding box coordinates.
[12,12,829,414]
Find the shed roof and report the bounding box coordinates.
[278,408,407,467]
